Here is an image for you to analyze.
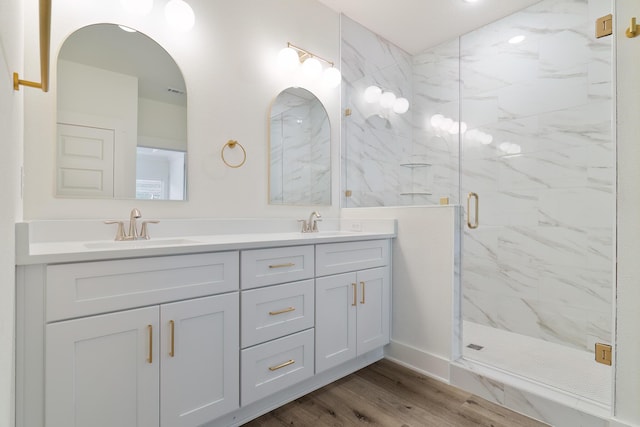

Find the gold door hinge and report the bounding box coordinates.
[345,108,352,117]
[595,342,612,366]
[596,14,613,38]
[345,190,352,197]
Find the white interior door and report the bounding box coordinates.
[56,123,115,198]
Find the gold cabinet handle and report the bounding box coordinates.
[268,359,295,371]
[268,262,295,269]
[352,283,357,306]
[467,192,479,229]
[147,325,153,364]
[360,281,366,304]
[169,320,175,358]
[269,307,295,316]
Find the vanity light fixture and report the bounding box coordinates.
[364,85,410,115]
[13,0,50,92]
[164,0,195,32]
[277,42,342,88]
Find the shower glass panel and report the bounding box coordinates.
[459,0,614,404]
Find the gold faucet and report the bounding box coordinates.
[298,211,322,233]
[105,208,160,241]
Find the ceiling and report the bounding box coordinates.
[315,0,542,54]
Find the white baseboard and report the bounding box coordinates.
[384,340,450,383]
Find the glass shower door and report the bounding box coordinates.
[459,0,615,405]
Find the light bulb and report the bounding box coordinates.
[277,47,300,71]
[393,97,409,114]
[301,57,322,80]
[121,0,154,16]
[165,0,195,32]
[379,91,397,109]
[323,67,342,88]
[440,117,454,132]
[430,114,444,128]
[363,85,382,103]
[448,121,461,134]
[118,25,137,33]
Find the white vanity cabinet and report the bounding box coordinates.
[16,230,395,427]
[315,240,390,373]
[239,246,316,406]
[18,252,240,427]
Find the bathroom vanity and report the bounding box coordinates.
[15,218,395,427]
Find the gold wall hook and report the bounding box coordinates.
[221,140,247,168]
[626,17,638,38]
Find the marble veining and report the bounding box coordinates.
[342,0,613,360]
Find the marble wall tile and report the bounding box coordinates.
[342,0,613,354]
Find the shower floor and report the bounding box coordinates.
[462,321,611,406]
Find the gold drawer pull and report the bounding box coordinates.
[269,307,296,316]
[268,262,295,269]
[169,320,175,357]
[360,281,366,304]
[268,359,295,371]
[352,283,357,306]
[147,325,153,364]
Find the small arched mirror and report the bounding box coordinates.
[56,24,187,200]
[269,87,331,205]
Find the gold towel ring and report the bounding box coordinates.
[221,140,247,168]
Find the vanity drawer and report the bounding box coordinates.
[316,239,389,277]
[241,245,314,289]
[241,328,314,406]
[46,252,239,322]
[241,279,314,348]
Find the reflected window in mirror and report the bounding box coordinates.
[269,87,331,206]
[56,23,187,200]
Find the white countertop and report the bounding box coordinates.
[16,218,397,265]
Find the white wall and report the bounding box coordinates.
[614,0,640,424]
[22,0,341,220]
[342,206,459,381]
[0,0,23,423]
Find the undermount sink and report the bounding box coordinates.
[84,238,201,250]
[299,231,359,238]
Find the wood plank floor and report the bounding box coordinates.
[242,359,549,427]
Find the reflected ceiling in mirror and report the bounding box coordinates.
[269,87,331,206]
[56,24,187,200]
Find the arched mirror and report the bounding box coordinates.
[56,24,187,200]
[269,87,331,205]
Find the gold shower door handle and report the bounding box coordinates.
[467,192,479,229]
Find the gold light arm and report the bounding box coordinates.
[287,42,334,67]
[14,0,51,92]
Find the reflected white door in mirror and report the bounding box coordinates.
[56,24,187,200]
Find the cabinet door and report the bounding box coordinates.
[356,267,390,356]
[46,306,159,427]
[315,272,357,373]
[160,293,239,427]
